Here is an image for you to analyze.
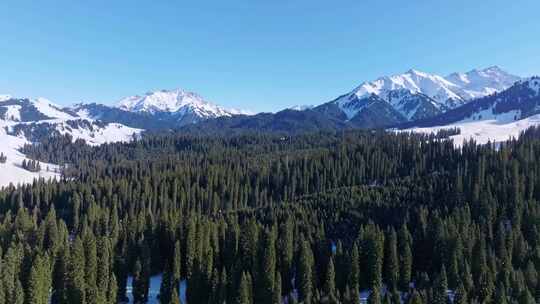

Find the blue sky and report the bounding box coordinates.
[0,0,539,112]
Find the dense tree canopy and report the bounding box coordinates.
[2,127,540,303]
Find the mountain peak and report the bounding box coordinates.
[405,68,426,76]
[117,88,250,123]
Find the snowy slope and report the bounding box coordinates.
[32,97,76,120]
[0,122,60,188]
[404,109,540,147]
[50,121,142,146]
[0,96,142,187]
[403,77,540,147]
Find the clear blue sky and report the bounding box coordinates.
[0,0,539,112]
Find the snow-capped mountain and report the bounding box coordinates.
[289,105,315,111]
[117,88,249,124]
[403,76,540,146]
[321,66,520,124]
[445,66,520,99]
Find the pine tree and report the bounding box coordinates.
[236,272,252,304]
[368,287,382,304]
[324,257,336,297]
[27,254,51,304]
[349,243,360,299]
[407,290,423,304]
[14,279,24,304]
[279,218,294,294]
[67,237,86,304]
[432,266,448,304]
[218,268,228,304]
[384,229,399,290]
[494,285,508,304]
[170,289,181,304]
[398,231,412,291]
[519,288,535,304]
[107,274,118,304]
[298,240,314,304]
[133,259,147,304]
[51,246,69,304]
[453,282,467,304]
[173,240,182,285]
[96,238,111,304]
[84,232,99,304]
[256,229,276,304]
[273,272,282,304]
[160,268,175,304]
[365,226,384,290]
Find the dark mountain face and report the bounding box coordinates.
[69,103,183,130]
[180,109,350,135]
[346,95,407,128]
[312,94,408,128]
[385,90,443,121]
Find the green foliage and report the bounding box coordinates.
[2,128,540,303]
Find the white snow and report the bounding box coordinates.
[334,66,519,121]
[445,66,520,100]
[289,105,315,111]
[125,274,186,304]
[344,69,463,109]
[0,95,143,187]
[404,109,540,147]
[2,105,22,121]
[117,88,250,118]
[52,121,142,146]
[0,123,60,188]
[32,97,76,120]
[524,77,540,95]
[0,94,11,102]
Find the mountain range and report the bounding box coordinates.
[0,66,537,148]
[2,65,540,186]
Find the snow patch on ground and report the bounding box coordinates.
[32,97,76,120]
[0,124,60,188]
[2,105,22,121]
[125,274,186,304]
[53,122,142,146]
[405,111,540,147]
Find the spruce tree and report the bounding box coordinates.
[384,229,399,290]
[519,288,535,304]
[324,257,336,297]
[368,287,382,304]
[27,254,51,304]
[273,272,282,304]
[256,230,276,304]
[133,259,147,304]
[298,240,314,304]
[349,243,360,299]
[407,290,423,304]
[67,237,86,304]
[453,282,467,304]
[432,266,448,304]
[236,272,252,304]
